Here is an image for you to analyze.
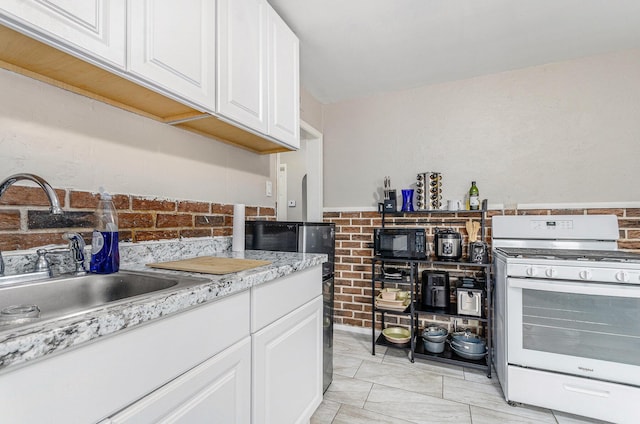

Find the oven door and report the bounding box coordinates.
[507,277,640,387]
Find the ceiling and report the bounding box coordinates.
[269,0,640,104]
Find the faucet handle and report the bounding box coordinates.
[35,249,53,276]
[63,232,87,274]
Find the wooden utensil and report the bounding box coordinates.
[466,220,480,242]
[466,220,475,242]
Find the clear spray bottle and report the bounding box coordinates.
[90,189,119,274]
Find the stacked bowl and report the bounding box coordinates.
[421,325,448,353]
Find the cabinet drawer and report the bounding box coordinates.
[109,337,251,424]
[251,266,322,332]
[508,366,636,424]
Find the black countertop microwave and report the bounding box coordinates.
[374,227,427,259]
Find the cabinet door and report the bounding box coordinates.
[216,0,268,133]
[109,337,251,424]
[0,0,126,67]
[267,5,300,149]
[128,0,216,112]
[252,295,323,424]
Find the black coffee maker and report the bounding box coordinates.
[421,270,450,310]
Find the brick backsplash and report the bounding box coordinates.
[0,186,275,251]
[324,207,640,331]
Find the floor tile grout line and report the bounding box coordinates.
[361,383,430,424]
[358,377,479,410]
[327,330,588,424]
[330,402,345,424]
[352,372,557,423]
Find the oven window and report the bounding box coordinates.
[522,289,640,366]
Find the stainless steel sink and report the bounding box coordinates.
[0,271,208,329]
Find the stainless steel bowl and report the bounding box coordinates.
[421,325,448,343]
[422,338,445,353]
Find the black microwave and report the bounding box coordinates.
[373,228,427,259]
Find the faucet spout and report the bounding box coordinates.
[0,173,64,276]
[0,173,63,214]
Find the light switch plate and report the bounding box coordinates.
[288,200,296,207]
[265,181,273,197]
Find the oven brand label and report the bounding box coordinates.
[578,366,594,372]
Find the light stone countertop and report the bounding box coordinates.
[0,238,326,374]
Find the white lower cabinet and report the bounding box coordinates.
[0,267,324,424]
[0,290,250,424]
[252,296,323,424]
[108,337,251,424]
[251,266,324,424]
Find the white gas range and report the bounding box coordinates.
[492,215,640,424]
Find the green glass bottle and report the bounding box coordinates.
[469,181,480,210]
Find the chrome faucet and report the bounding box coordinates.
[0,173,64,276]
[64,232,88,274]
[35,233,87,276]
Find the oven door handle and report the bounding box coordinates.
[508,278,640,298]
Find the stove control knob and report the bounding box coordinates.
[615,271,630,282]
[525,267,537,277]
[579,270,592,280]
[545,268,557,278]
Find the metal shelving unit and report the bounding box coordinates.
[370,200,492,377]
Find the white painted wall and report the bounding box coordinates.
[278,121,323,221]
[322,49,640,209]
[300,87,323,132]
[0,69,276,205]
[279,140,307,221]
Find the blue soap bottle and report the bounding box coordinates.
[90,190,119,274]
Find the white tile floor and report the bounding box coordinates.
[311,329,610,424]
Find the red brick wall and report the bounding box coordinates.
[324,207,640,331]
[0,185,275,251]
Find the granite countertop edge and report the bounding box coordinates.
[0,249,326,374]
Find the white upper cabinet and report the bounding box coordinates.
[128,0,216,112]
[0,0,300,152]
[0,0,126,68]
[267,5,300,149]
[216,0,268,134]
